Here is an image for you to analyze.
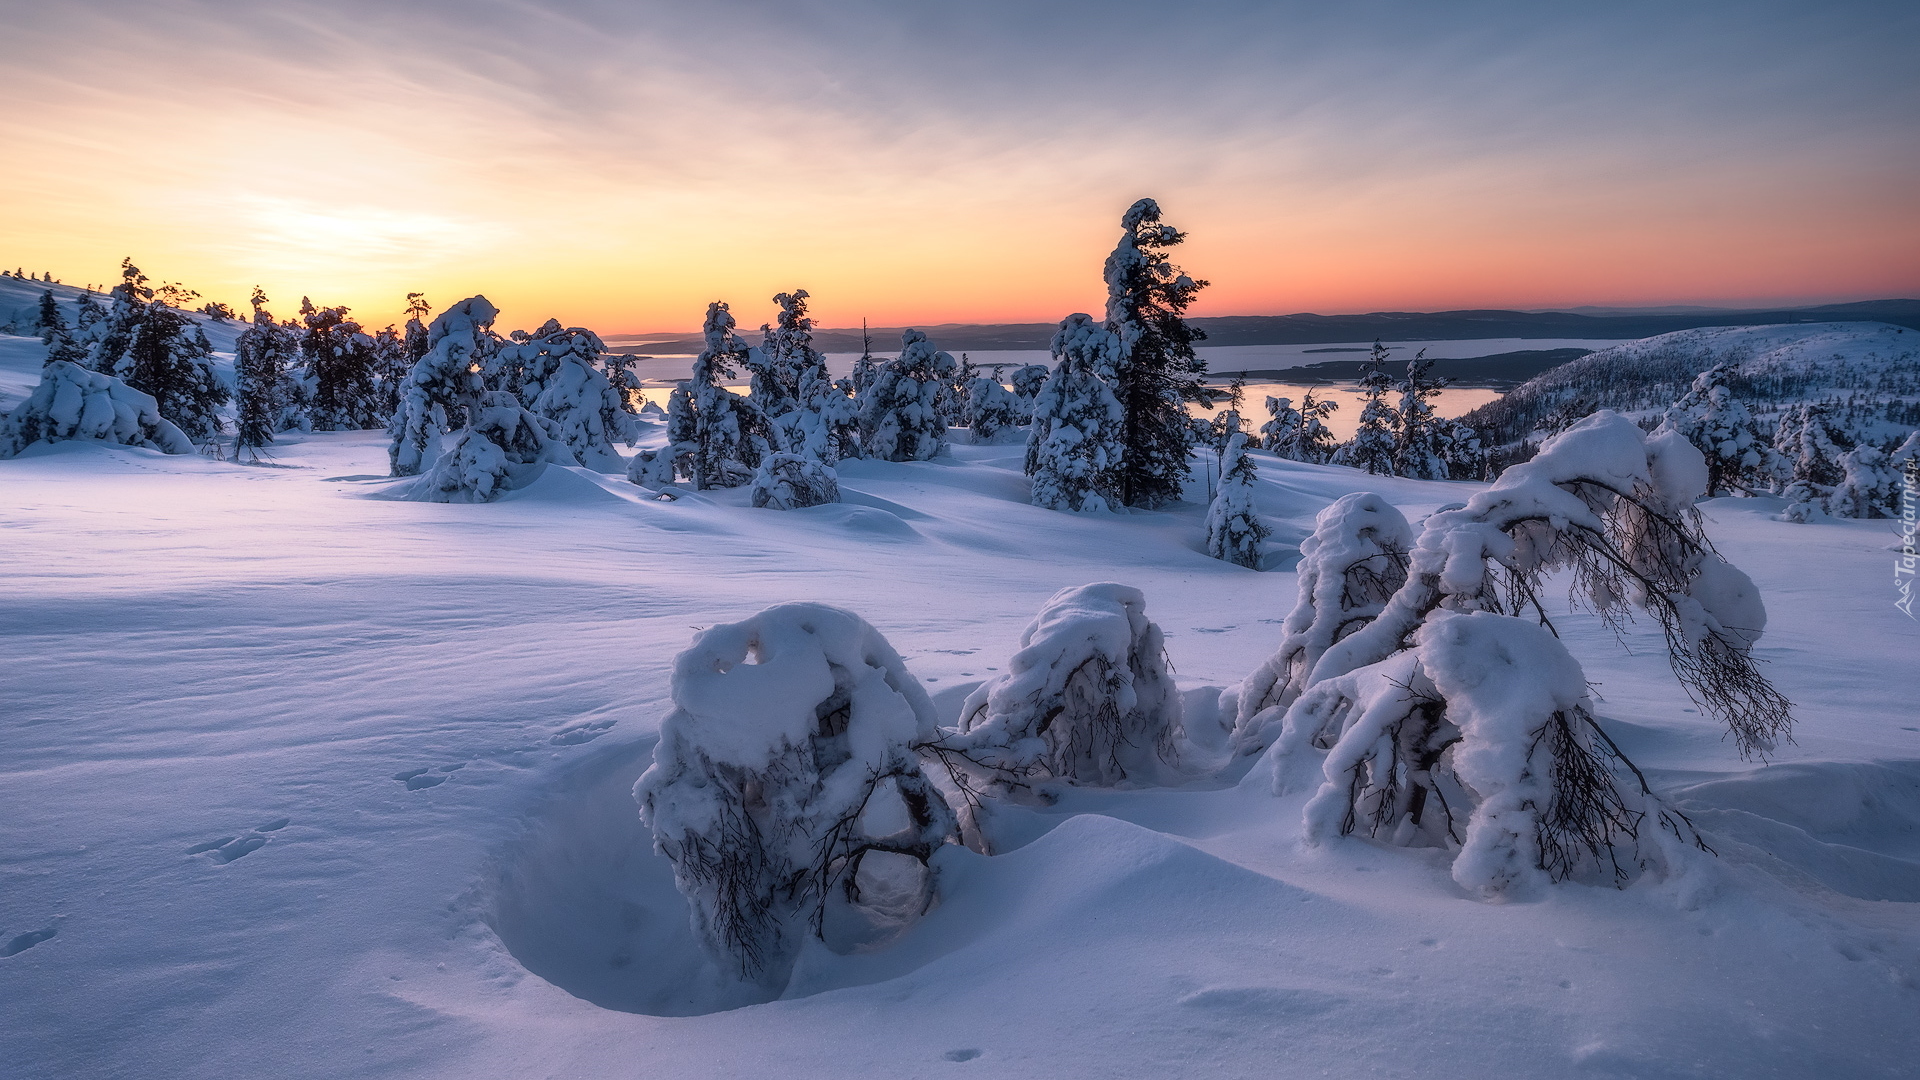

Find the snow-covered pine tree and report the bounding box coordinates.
[938,353,980,428]
[942,583,1184,804]
[526,327,640,472]
[233,287,300,458]
[1255,413,1789,898]
[1331,341,1397,474]
[1024,313,1126,512]
[660,302,778,489]
[963,375,1024,442]
[369,325,411,420]
[1103,199,1212,507]
[419,391,575,502]
[1258,396,1301,452]
[636,603,957,985]
[1774,402,1849,522]
[1662,362,1775,495]
[1008,363,1050,418]
[388,295,499,477]
[763,290,856,462]
[1206,433,1269,569]
[297,298,382,430]
[857,329,950,462]
[34,290,61,338]
[850,320,881,397]
[1391,350,1451,480]
[121,303,229,443]
[1439,419,1488,480]
[1230,492,1412,757]
[1,360,196,458]
[88,258,152,374]
[403,293,432,366]
[1281,390,1341,463]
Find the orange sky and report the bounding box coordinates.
[4,2,1916,334]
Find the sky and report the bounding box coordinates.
[1,0,1916,333]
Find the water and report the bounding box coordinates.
[622,338,1582,438]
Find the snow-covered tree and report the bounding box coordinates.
[1258,396,1300,452]
[297,298,382,430]
[1206,433,1269,569]
[1231,493,1412,757]
[1253,413,1790,898]
[1662,362,1776,495]
[121,304,228,443]
[749,452,841,509]
[963,375,1024,442]
[1826,444,1908,519]
[759,291,856,463]
[1391,350,1451,480]
[233,288,301,457]
[388,295,499,477]
[1773,403,1849,522]
[1439,419,1488,480]
[1269,390,1340,464]
[1331,342,1397,474]
[1008,363,1051,414]
[368,325,411,420]
[635,603,957,985]
[1,360,196,458]
[858,329,950,462]
[670,302,777,489]
[1103,198,1212,507]
[403,293,432,366]
[520,326,638,472]
[1025,314,1126,512]
[418,391,575,502]
[942,583,1184,805]
[86,258,152,375]
[33,290,61,338]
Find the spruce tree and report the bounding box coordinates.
[90,258,152,374]
[1662,362,1775,495]
[233,287,299,457]
[857,329,950,462]
[679,301,776,489]
[1206,432,1270,568]
[1258,395,1301,452]
[1025,314,1126,511]
[1390,350,1451,480]
[388,295,499,476]
[122,304,230,443]
[34,290,61,338]
[297,298,383,430]
[1103,198,1211,507]
[1331,342,1397,474]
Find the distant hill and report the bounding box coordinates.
[1208,348,1595,390]
[613,300,1920,355]
[1459,322,1920,449]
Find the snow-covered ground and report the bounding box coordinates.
[2,334,1917,1078]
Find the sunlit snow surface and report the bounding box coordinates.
[1,341,1917,1078]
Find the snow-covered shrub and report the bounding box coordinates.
[944,584,1183,799]
[1,360,196,457]
[857,329,950,462]
[418,392,574,503]
[963,376,1024,442]
[750,452,840,510]
[635,604,957,985]
[1231,492,1412,757]
[529,337,639,473]
[1205,433,1268,569]
[1025,314,1126,511]
[1256,412,1790,897]
[1662,362,1776,495]
[388,295,498,477]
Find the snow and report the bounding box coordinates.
[1,325,1917,1078]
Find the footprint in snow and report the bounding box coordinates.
[551,719,616,746]
[1,928,57,957]
[187,817,289,864]
[942,1049,982,1062]
[394,764,464,790]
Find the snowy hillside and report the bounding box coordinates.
[1464,322,1920,448]
[1,425,1915,1079]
